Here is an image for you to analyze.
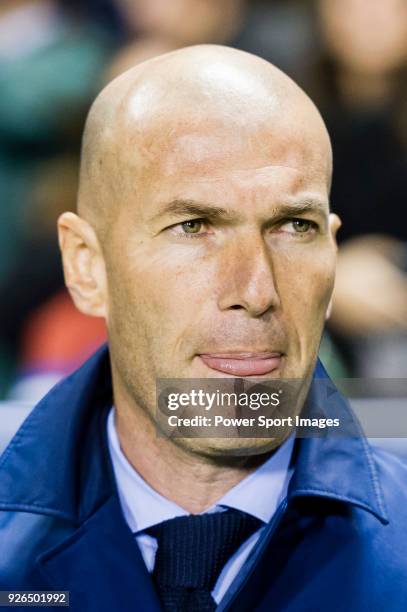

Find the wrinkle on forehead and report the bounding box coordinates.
[155,130,330,177]
[77,45,332,240]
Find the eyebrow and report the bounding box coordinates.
[150,199,242,224]
[150,197,329,225]
[274,199,329,217]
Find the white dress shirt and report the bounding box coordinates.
[107,408,294,604]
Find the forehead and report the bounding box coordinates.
[127,133,328,220]
[112,87,331,215]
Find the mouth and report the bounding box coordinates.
[198,352,283,376]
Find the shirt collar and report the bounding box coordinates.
[107,407,294,533]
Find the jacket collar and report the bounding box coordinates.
[0,344,388,524]
[0,344,114,523]
[289,360,388,523]
[37,495,162,612]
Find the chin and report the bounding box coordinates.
[175,436,289,459]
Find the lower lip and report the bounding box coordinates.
[199,354,282,376]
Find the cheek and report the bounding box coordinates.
[107,243,213,338]
[274,245,336,321]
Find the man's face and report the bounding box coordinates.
[102,102,339,455]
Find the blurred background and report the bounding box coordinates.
[0,0,406,402]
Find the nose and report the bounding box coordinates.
[217,231,281,317]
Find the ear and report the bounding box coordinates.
[329,213,341,247]
[326,213,341,321]
[325,298,333,321]
[58,212,108,318]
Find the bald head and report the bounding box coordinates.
[78,44,332,240]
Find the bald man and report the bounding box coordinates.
[1,46,407,612]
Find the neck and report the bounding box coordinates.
[113,383,273,514]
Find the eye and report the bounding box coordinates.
[280,218,317,234]
[167,218,210,239]
[180,219,204,234]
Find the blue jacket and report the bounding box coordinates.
[0,345,406,611]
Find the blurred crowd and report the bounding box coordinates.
[0,0,406,400]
